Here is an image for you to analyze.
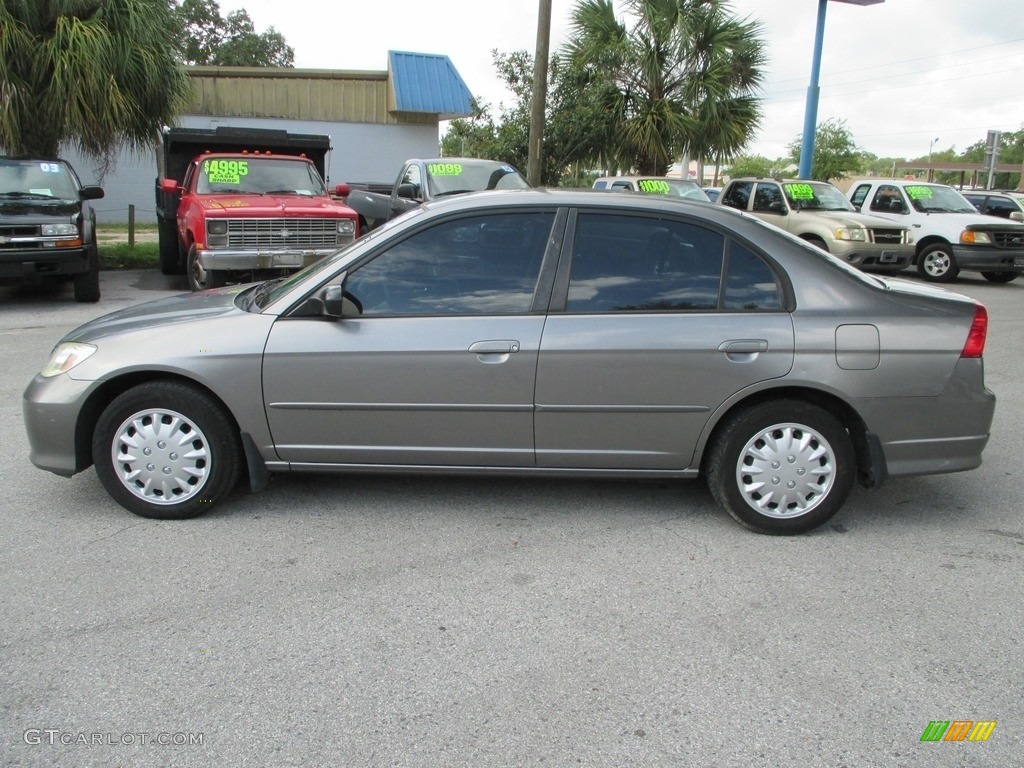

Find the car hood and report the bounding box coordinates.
[801,209,908,229]
[196,194,351,215]
[62,285,254,344]
[0,197,80,219]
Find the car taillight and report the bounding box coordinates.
[961,304,988,358]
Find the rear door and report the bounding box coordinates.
[534,210,795,470]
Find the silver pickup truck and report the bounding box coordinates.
[343,158,529,231]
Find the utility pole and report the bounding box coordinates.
[527,0,552,187]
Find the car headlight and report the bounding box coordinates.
[41,223,78,237]
[41,342,97,378]
[961,230,991,245]
[834,226,866,242]
[337,219,356,236]
[207,220,228,235]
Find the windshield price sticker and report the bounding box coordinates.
[638,179,671,194]
[203,159,248,184]
[905,185,933,200]
[784,183,815,200]
[427,163,463,176]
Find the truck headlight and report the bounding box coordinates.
[41,224,78,236]
[41,342,97,378]
[961,230,991,245]
[207,221,228,235]
[337,220,356,236]
[834,226,866,242]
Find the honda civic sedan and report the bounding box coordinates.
[24,189,996,534]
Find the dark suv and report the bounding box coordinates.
[0,157,104,302]
[962,190,1024,222]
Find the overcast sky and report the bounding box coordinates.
[217,0,1024,162]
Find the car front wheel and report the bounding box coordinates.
[917,243,959,282]
[980,271,1017,283]
[705,400,855,535]
[92,381,242,519]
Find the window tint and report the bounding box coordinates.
[984,197,1019,218]
[849,184,870,208]
[724,243,782,310]
[869,184,905,213]
[566,214,723,312]
[753,183,784,212]
[721,181,752,210]
[345,212,553,316]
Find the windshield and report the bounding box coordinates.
[782,182,855,212]
[0,159,79,198]
[425,160,529,197]
[195,156,327,196]
[904,184,977,213]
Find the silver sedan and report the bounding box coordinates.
[24,190,996,534]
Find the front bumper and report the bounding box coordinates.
[23,373,100,477]
[0,245,92,279]
[834,244,914,271]
[197,247,341,271]
[951,244,1024,272]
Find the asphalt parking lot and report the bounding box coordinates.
[1,268,1022,766]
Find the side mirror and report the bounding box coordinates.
[333,183,351,197]
[396,183,418,200]
[80,186,104,201]
[1010,211,1023,222]
[159,178,180,193]
[322,278,363,317]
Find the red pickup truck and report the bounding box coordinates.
[156,127,359,290]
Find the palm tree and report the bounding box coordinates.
[0,0,191,160]
[565,0,766,176]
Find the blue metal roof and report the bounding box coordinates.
[388,51,473,120]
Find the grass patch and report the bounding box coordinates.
[99,242,160,270]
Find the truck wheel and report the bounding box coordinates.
[980,271,1017,283]
[187,244,226,291]
[158,220,185,275]
[704,400,855,535]
[73,247,101,303]
[917,243,959,282]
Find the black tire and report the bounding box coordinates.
[92,381,242,520]
[704,400,855,535]
[187,243,227,291]
[158,220,185,275]
[801,235,829,252]
[916,243,959,282]
[980,271,1017,284]
[72,247,100,303]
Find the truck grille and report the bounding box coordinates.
[869,228,906,245]
[225,218,341,248]
[0,224,42,249]
[993,230,1024,248]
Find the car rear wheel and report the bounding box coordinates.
[980,271,1017,283]
[917,243,959,282]
[705,400,855,535]
[92,381,242,520]
[187,243,226,291]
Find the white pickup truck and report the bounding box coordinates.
[847,179,1024,282]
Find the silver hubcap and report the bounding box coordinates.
[735,422,835,519]
[923,251,951,276]
[111,408,210,505]
[190,251,210,289]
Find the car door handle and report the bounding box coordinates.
[469,340,520,355]
[718,339,768,354]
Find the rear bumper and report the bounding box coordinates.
[197,247,341,271]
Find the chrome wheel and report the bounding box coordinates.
[735,423,835,519]
[110,407,211,505]
[917,244,958,282]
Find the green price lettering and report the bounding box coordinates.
[203,159,249,184]
[638,179,671,194]
[427,163,463,176]
[905,185,933,200]
[784,183,814,200]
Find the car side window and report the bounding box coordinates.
[984,197,1017,218]
[345,212,554,316]
[566,213,723,312]
[753,183,784,213]
[724,243,782,311]
[720,181,752,210]
[849,184,870,208]
[869,184,904,213]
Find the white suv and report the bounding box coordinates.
[848,179,1024,282]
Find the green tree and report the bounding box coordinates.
[175,0,294,67]
[564,0,766,175]
[788,118,860,181]
[726,154,774,179]
[0,0,191,160]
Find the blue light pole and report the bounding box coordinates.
[798,0,885,180]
